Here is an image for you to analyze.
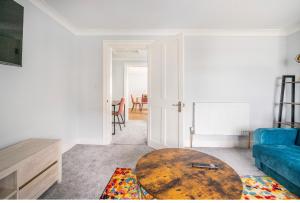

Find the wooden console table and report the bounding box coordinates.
[0,139,61,199]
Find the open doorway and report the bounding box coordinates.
[111,48,149,145]
[102,37,184,148]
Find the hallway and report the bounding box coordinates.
[112,109,148,145]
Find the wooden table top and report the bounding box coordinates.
[135,148,243,200]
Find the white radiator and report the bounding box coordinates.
[192,102,250,147]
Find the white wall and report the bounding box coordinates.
[74,35,288,148]
[112,60,147,100]
[73,36,155,145]
[0,0,79,151]
[112,60,124,100]
[286,31,300,75]
[75,37,102,145]
[127,67,148,100]
[184,36,287,147]
[1,1,298,149]
[283,31,300,123]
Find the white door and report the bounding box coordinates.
[148,35,184,148]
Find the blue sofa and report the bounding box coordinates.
[253,128,300,197]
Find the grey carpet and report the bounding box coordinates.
[40,144,153,199]
[194,147,264,176]
[41,145,263,199]
[112,120,147,145]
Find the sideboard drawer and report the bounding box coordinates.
[18,142,59,186]
[19,162,58,199]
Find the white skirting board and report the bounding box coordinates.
[62,142,76,153]
[192,134,249,148]
[61,138,105,153]
[192,102,250,148]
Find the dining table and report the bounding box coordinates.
[112,100,125,135]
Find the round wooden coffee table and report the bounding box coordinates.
[135,148,243,200]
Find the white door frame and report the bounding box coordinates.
[102,37,184,148]
[123,63,148,121]
[178,34,185,148]
[102,40,153,145]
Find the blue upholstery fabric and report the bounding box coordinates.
[253,128,300,196]
[296,130,300,146]
[253,128,297,145]
[255,160,300,196]
[253,145,300,186]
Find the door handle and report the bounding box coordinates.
[172,101,184,112]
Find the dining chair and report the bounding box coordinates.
[141,94,148,111]
[112,97,126,130]
[131,95,141,112]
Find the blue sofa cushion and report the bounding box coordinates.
[253,144,300,187]
[254,128,297,145]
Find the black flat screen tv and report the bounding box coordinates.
[0,0,24,67]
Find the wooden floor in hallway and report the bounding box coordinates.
[128,108,148,120]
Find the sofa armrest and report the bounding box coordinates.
[253,128,297,145]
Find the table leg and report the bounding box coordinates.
[248,131,251,149]
[124,104,126,127]
[113,105,116,135]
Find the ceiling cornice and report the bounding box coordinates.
[284,23,300,36]
[28,0,78,34]
[27,0,300,37]
[76,28,287,37]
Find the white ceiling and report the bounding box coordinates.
[37,0,300,35]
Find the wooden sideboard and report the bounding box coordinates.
[0,139,62,199]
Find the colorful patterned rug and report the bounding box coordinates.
[100,168,299,200]
[242,176,298,200]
